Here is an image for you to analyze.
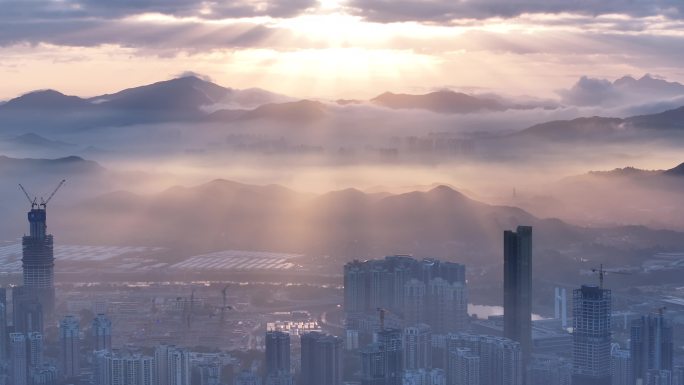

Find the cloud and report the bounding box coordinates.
[0,0,317,21]
[346,0,684,23]
[175,71,213,82]
[558,74,684,108]
[0,18,290,52]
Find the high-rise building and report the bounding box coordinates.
[427,278,468,334]
[344,256,466,338]
[377,328,404,385]
[444,334,522,385]
[167,346,191,385]
[645,370,672,385]
[265,331,292,385]
[611,344,632,385]
[10,332,28,385]
[59,315,81,379]
[361,328,404,385]
[0,298,7,361]
[93,313,113,352]
[235,370,262,385]
[301,332,343,385]
[572,285,612,385]
[96,350,156,385]
[155,344,171,385]
[528,355,572,385]
[404,324,432,370]
[21,205,56,315]
[344,260,368,314]
[404,279,427,326]
[450,348,480,385]
[30,365,58,385]
[362,342,388,385]
[27,332,43,369]
[503,226,533,367]
[12,287,44,334]
[630,312,673,385]
[403,368,447,385]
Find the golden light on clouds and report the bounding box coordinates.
[1,1,683,99]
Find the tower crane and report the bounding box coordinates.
[40,179,66,208]
[18,184,37,208]
[590,264,631,289]
[18,179,66,209]
[220,285,234,324]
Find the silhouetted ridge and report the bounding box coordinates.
[240,100,327,122]
[664,163,684,176]
[90,76,231,111]
[372,90,506,114]
[1,90,91,110]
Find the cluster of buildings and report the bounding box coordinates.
[1,190,682,385]
[343,226,684,385]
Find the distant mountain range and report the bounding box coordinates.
[1,75,683,143]
[515,106,684,141]
[508,162,684,231]
[0,154,104,176]
[51,178,684,284]
[371,90,557,114]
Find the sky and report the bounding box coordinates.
[2,0,684,100]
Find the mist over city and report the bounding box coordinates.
[1,1,684,385]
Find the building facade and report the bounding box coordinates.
[503,226,533,367]
[572,285,612,385]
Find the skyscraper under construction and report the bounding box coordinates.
[19,180,65,315]
[22,204,56,315]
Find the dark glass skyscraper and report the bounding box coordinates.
[503,226,532,366]
[22,207,55,315]
[572,285,611,385]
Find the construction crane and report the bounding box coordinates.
[18,184,38,208]
[220,285,234,324]
[591,264,631,289]
[18,179,66,209]
[186,288,197,329]
[40,179,66,208]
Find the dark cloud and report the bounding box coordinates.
[0,0,317,20]
[346,0,684,23]
[558,76,621,106]
[0,18,288,52]
[558,74,684,108]
[0,0,318,51]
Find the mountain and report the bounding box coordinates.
[89,76,230,112]
[513,104,684,141]
[55,179,684,286]
[626,106,684,130]
[241,100,327,122]
[372,90,507,114]
[508,162,684,231]
[664,162,684,176]
[0,155,105,176]
[517,117,626,141]
[209,100,328,123]
[0,90,92,111]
